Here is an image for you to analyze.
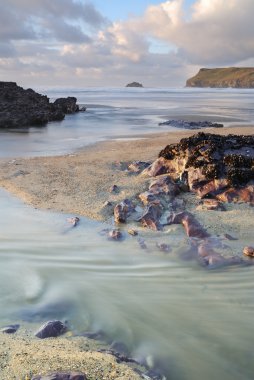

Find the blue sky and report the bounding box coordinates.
[92,0,194,20]
[0,0,253,87]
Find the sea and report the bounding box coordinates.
[0,87,254,380]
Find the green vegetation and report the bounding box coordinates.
[186,67,254,88]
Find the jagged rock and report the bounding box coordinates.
[114,199,134,223]
[157,133,254,204]
[172,211,210,239]
[0,81,80,129]
[53,97,79,113]
[149,176,180,196]
[138,204,162,231]
[32,372,86,380]
[158,119,223,129]
[141,157,169,177]
[139,191,158,205]
[35,320,67,339]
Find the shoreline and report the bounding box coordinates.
[0,125,254,379]
[0,125,253,222]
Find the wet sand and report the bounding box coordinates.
[0,125,253,223]
[0,326,143,380]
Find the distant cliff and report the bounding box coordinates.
[186,68,254,88]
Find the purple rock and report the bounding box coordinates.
[108,229,123,241]
[35,320,67,339]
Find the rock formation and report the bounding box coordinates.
[0,81,80,129]
[126,82,143,88]
[158,120,223,129]
[156,132,254,204]
[186,67,254,88]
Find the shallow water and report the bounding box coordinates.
[1,189,254,380]
[0,87,254,157]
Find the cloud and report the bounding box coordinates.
[0,0,107,48]
[1,0,254,87]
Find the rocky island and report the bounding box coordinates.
[126,82,143,88]
[0,81,82,129]
[186,67,254,88]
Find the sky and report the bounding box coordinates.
[1,0,254,88]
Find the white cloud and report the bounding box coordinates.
[1,0,254,87]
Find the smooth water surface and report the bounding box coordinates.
[0,87,254,157]
[0,189,254,380]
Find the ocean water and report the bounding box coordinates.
[0,88,254,379]
[0,87,253,157]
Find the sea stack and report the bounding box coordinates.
[126,82,143,88]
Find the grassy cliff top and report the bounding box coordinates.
[186,67,254,88]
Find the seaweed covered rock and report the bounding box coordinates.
[0,81,80,129]
[150,132,254,204]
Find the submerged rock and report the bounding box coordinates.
[114,199,134,223]
[32,372,86,380]
[67,217,80,227]
[172,211,210,239]
[108,229,123,241]
[243,246,254,257]
[158,119,223,129]
[35,320,67,339]
[139,204,162,231]
[0,324,20,334]
[156,243,171,253]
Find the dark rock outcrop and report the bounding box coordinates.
[0,324,20,334]
[0,81,80,129]
[158,120,223,129]
[53,97,79,114]
[126,82,143,88]
[35,320,67,339]
[155,132,254,204]
[186,67,254,88]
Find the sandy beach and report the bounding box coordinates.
[0,325,144,380]
[0,125,253,223]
